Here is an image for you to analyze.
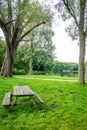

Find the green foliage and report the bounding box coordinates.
[32,49,54,72]
[14,44,78,76]
[14,25,55,74]
[16,0,52,35]
[0,75,87,129]
[0,40,78,76]
[0,0,52,26]
[14,43,29,73]
[14,42,54,74]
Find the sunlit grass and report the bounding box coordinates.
[0,75,87,130]
[15,74,78,80]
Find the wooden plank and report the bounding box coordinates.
[21,86,29,95]
[13,86,35,96]
[13,86,19,95]
[18,86,23,95]
[13,86,23,95]
[26,86,35,95]
[2,92,11,106]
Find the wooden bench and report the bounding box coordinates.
[2,92,12,106]
[34,92,44,103]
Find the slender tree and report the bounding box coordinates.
[29,33,34,75]
[55,0,87,84]
[0,0,51,77]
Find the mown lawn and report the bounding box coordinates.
[0,75,87,130]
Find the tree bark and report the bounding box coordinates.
[78,32,85,84]
[78,0,86,84]
[0,45,17,77]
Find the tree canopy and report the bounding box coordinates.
[0,0,52,77]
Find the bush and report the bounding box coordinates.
[13,68,27,75]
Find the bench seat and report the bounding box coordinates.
[2,92,11,106]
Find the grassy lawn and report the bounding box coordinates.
[0,75,87,130]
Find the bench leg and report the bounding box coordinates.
[30,96,40,112]
[12,96,17,105]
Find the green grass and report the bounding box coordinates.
[0,75,87,130]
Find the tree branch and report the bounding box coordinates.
[5,19,17,25]
[7,0,13,21]
[62,0,79,27]
[22,38,32,42]
[18,21,46,42]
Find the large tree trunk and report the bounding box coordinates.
[0,45,17,77]
[78,33,85,84]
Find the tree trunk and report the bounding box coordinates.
[0,45,17,77]
[78,32,85,84]
[29,57,33,75]
[29,34,34,75]
[78,0,86,84]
